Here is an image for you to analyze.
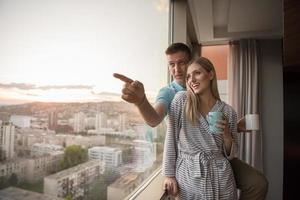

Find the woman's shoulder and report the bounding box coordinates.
[169,91,187,109]
[220,101,237,117]
[221,102,234,111]
[173,91,187,102]
[168,91,187,114]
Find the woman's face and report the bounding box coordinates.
[186,63,213,95]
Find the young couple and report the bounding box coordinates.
[114,43,268,200]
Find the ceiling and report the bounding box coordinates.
[187,0,283,44]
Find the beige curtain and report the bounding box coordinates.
[228,39,263,171]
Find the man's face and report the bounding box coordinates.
[166,51,189,86]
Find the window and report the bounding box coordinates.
[201,45,229,103]
[0,0,169,199]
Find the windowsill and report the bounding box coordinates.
[125,167,165,200]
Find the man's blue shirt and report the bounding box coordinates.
[155,81,185,114]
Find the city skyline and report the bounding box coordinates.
[0,87,157,106]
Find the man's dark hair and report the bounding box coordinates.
[165,43,192,61]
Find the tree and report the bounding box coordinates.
[61,145,88,169]
[0,176,9,189]
[64,195,73,200]
[122,147,133,164]
[17,180,43,193]
[9,173,18,186]
[103,169,120,185]
[86,170,121,200]
[86,176,107,200]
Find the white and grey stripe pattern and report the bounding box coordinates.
[162,91,238,200]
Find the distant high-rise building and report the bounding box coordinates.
[95,112,107,131]
[119,113,126,131]
[9,115,31,128]
[73,112,86,133]
[48,111,58,130]
[0,122,15,160]
[85,117,96,129]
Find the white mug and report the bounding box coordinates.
[245,114,260,131]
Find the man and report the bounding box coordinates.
[113,43,268,200]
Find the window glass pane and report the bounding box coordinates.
[0,0,169,199]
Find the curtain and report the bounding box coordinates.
[228,39,263,171]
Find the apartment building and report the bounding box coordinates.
[0,159,27,181]
[0,153,63,183]
[25,152,64,183]
[88,146,122,170]
[31,143,64,156]
[73,112,86,133]
[9,115,31,128]
[44,160,104,200]
[0,122,15,160]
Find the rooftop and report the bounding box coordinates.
[110,172,139,188]
[89,146,121,152]
[0,187,63,200]
[44,160,101,180]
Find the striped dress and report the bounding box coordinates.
[162,91,238,200]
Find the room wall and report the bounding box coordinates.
[173,0,187,43]
[283,1,300,198]
[259,39,283,200]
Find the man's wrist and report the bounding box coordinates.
[224,136,233,143]
[136,94,146,107]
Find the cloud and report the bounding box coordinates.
[38,85,94,90]
[0,83,36,90]
[91,91,120,96]
[25,93,39,97]
[0,83,94,90]
[0,83,123,104]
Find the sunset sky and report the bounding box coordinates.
[0,0,168,105]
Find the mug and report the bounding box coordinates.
[207,111,225,134]
[245,114,260,131]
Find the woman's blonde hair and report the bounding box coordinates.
[185,57,221,125]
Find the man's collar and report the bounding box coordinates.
[171,80,185,91]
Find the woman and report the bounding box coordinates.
[162,57,238,200]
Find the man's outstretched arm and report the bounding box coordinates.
[113,73,166,127]
[113,73,247,130]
